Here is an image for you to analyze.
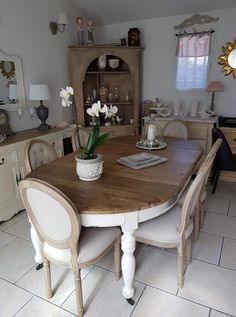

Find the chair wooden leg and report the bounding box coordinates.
[43,257,52,299]
[212,169,220,194]
[200,202,205,229]
[186,237,192,265]
[177,248,185,288]
[114,238,121,281]
[194,206,200,242]
[72,265,84,317]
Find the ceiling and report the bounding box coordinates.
[70,0,236,25]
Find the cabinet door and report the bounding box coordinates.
[0,160,19,210]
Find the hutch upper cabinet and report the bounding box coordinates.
[68,45,142,136]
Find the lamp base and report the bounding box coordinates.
[36,104,51,130]
[37,123,51,130]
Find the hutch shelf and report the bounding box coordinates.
[68,45,142,137]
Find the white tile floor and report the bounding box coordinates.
[0,181,236,317]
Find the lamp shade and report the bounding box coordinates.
[29,84,50,101]
[205,81,224,92]
[9,84,19,99]
[57,12,68,25]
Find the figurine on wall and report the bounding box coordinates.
[76,16,84,45]
[87,18,94,44]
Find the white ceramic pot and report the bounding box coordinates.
[108,59,120,70]
[75,154,104,181]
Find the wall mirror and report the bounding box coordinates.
[218,38,236,79]
[0,50,26,111]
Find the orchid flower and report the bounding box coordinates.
[100,104,111,119]
[87,101,102,117]
[60,86,74,107]
[109,105,118,116]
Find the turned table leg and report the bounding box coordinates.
[121,212,138,304]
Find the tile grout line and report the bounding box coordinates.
[227,200,232,216]
[129,285,147,317]
[218,236,225,266]
[12,294,34,317]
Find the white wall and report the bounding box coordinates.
[0,0,78,131]
[95,8,236,116]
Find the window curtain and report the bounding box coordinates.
[176,33,211,57]
[175,33,212,90]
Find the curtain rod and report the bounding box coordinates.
[175,30,215,37]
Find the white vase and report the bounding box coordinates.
[75,154,103,181]
[98,55,106,71]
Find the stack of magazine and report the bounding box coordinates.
[117,152,167,169]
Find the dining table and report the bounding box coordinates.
[25,135,202,303]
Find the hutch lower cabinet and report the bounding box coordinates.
[68,45,142,136]
[0,128,64,221]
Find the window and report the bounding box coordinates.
[175,33,211,91]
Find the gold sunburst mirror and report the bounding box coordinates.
[0,61,16,80]
[218,39,236,79]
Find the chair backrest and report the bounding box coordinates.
[212,128,236,171]
[162,119,189,139]
[202,138,222,183]
[178,158,212,238]
[25,139,57,174]
[19,178,81,253]
[72,127,89,152]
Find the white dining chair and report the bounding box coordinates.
[135,158,212,288]
[25,139,57,174]
[72,126,89,152]
[178,139,222,240]
[162,119,189,139]
[19,178,121,317]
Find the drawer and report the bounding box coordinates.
[221,130,236,146]
[189,125,208,140]
[48,137,64,157]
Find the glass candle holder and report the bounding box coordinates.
[140,114,163,148]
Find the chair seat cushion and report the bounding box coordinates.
[135,206,193,244]
[43,227,120,266]
[178,180,206,205]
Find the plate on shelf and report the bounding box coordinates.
[136,141,167,150]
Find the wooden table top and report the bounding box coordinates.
[26,136,203,214]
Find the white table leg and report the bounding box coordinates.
[121,212,138,300]
[121,230,136,299]
[28,217,43,268]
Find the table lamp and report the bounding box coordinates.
[205,81,224,111]
[29,84,51,130]
[9,84,19,103]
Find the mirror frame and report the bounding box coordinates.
[218,38,236,79]
[0,50,26,111]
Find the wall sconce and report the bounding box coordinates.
[49,12,68,35]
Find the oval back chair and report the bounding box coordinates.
[25,139,57,174]
[71,127,89,152]
[162,119,189,140]
[19,178,121,317]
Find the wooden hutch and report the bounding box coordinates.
[68,45,142,137]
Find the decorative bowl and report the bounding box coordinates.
[108,59,120,70]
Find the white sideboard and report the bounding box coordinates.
[0,128,65,221]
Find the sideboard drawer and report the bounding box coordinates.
[189,124,208,140]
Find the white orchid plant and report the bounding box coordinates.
[60,87,109,160]
[86,101,118,122]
